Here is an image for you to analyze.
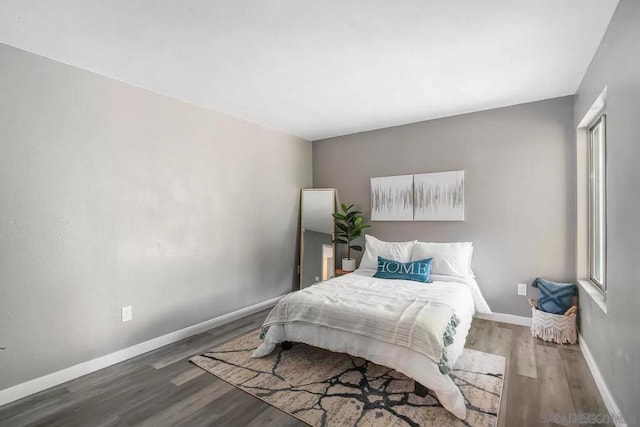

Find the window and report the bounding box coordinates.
[588,115,606,290]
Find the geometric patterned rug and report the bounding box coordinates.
[190,331,505,427]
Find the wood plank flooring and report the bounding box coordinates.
[0,313,609,426]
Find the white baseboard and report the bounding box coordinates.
[578,333,627,426]
[0,295,284,407]
[474,312,532,327]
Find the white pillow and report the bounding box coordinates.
[360,235,417,270]
[411,242,474,279]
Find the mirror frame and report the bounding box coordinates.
[299,188,338,289]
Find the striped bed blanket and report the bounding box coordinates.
[258,274,460,373]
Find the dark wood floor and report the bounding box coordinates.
[0,310,608,427]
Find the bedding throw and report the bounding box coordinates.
[261,278,460,374]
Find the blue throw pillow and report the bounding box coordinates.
[532,277,577,314]
[374,256,432,283]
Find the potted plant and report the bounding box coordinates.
[332,203,371,272]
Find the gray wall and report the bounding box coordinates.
[574,0,639,423]
[0,43,312,390]
[314,96,576,317]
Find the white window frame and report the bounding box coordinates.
[587,114,606,292]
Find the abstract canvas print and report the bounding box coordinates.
[413,170,465,221]
[370,174,414,221]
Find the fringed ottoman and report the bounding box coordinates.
[529,298,578,344]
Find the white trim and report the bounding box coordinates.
[474,312,532,327]
[578,333,627,426]
[578,87,608,128]
[0,295,284,407]
[578,279,608,314]
[576,87,608,298]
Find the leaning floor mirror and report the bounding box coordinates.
[299,188,337,289]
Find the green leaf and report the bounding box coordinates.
[332,239,348,244]
[331,200,370,244]
[349,245,363,252]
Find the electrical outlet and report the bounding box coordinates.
[517,283,528,296]
[121,306,133,322]
[314,276,320,282]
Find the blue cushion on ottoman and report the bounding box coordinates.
[532,277,577,314]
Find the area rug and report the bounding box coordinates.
[190,331,504,427]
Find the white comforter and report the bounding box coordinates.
[253,269,491,419]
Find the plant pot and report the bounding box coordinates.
[342,258,356,272]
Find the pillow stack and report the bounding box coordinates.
[410,241,474,279]
[361,235,475,283]
[360,235,416,269]
[531,277,577,315]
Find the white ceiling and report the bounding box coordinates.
[0,1,618,141]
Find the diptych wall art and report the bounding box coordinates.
[370,171,465,221]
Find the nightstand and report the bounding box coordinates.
[335,269,351,277]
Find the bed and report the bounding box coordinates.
[252,238,491,420]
